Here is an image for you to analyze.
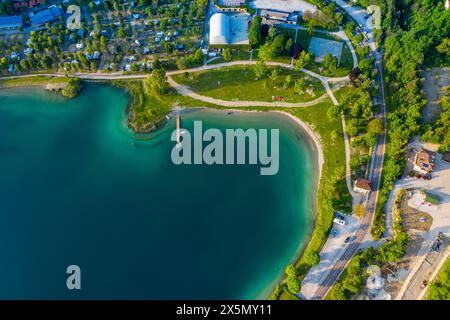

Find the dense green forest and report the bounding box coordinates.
[371,0,450,239]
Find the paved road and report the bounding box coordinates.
[309,3,388,299]
[402,238,449,300]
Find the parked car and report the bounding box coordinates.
[344,236,352,244]
[330,229,338,237]
[333,218,346,226]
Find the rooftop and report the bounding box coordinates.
[0,15,23,27]
[355,177,372,191]
[414,148,436,172]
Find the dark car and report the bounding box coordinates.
[344,236,352,244]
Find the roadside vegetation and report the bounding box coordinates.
[426,257,450,300]
[370,0,450,239]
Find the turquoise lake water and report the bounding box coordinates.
[0,83,317,299]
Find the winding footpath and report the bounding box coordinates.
[166,60,348,108]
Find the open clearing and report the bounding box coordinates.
[420,67,450,124]
[171,65,326,103]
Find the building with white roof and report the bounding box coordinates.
[209,13,249,46]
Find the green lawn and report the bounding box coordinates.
[171,65,326,103]
[0,76,54,88]
[426,257,450,300]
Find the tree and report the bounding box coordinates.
[294,78,306,94]
[286,276,300,294]
[368,118,384,135]
[285,264,297,277]
[285,38,294,55]
[327,104,343,120]
[100,36,108,50]
[222,48,232,62]
[176,57,187,70]
[253,60,268,79]
[323,53,337,73]
[248,16,262,47]
[294,51,311,70]
[283,75,293,89]
[268,26,278,40]
[62,77,83,98]
[349,67,361,86]
[437,38,450,58]
[354,204,366,217]
[269,68,280,81]
[258,42,275,61]
[145,68,169,96]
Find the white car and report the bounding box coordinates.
[333,218,346,226]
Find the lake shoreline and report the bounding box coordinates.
[0,82,323,300]
[182,108,323,300]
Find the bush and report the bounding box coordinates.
[61,77,82,98]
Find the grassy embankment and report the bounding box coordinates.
[113,79,220,132]
[0,76,82,98]
[171,65,326,103]
[0,76,68,89]
[426,257,450,300]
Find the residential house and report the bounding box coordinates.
[413,148,436,174]
[354,177,372,194]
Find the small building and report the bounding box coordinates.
[259,9,290,23]
[0,15,23,31]
[24,47,34,55]
[354,177,372,194]
[93,51,101,60]
[413,148,436,174]
[10,52,20,60]
[442,152,450,164]
[218,0,246,6]
[419,190,440,206]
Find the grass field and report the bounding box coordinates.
[426,257,450,300]
[171,65,326,103]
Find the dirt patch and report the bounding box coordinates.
[420,67,450,124]
[401,190,433,232]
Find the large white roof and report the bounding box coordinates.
[209,13,230,45]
